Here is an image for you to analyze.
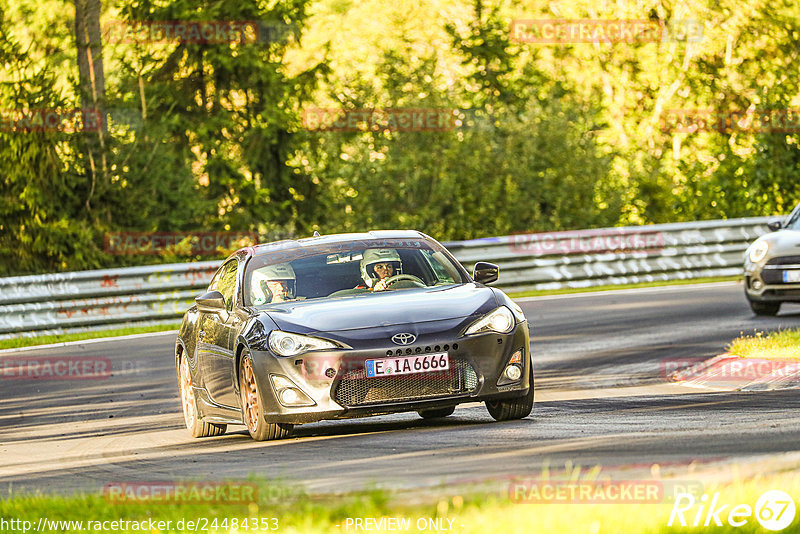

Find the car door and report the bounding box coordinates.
[199,259,240,408]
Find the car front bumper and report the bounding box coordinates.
[249,321,532,424]
[745,260,800,303]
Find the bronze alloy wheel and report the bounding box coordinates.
[178,355,226,438]
[179,356,196,429]
[238,350,293,441]
[241,356,260,433]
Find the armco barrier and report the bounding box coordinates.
[0,218,771,339]
[0,261,221,340]
[447,217,770,293]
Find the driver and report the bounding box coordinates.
[250,263,296,304]
[359,249,402,292]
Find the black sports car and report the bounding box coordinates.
[175,231,533,441]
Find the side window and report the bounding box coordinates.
[207,265,225,292]
[211,260,239,311]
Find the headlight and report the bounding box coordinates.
[749,241,769,263]
[463,306,515,336]
[268,330,338,357]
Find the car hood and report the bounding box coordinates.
[260,284,497,334]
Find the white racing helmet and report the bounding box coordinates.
[252,263,296,303]
[360,249,402,288]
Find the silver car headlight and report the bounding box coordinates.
[749,241,769,263]
[268,330,338,357]
[463,306,515,336]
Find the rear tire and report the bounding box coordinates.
[239,350,293,441]
[418,406,456,419]
[486,365,534,422]
[179,355,227,438]
[749,300,781,316]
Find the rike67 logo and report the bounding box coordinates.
[669,490,796,531]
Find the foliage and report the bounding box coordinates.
[1,0,799,275]
[296,2,620,239]
[0,4,99,274]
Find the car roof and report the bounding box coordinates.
[234,230,430,259]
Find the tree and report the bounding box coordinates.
[73,0,107,213]
[0,6,99,274]
[111,0,328,239]
[298,0,621,240]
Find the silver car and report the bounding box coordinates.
[744,203,800,315]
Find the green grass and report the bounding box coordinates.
[728,328,800,361]
[507,276,741,298]
[2,472,799,533]
[0,323,181,351]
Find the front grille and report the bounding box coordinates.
[766,256,800,266]
[333,357,478,407]
[766,289,800,299]
[762,263,800,284]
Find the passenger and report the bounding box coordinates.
[251,263,296,304]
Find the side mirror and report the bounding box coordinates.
[196,290,227,315]
[767,218,783,232]
[473,262,499,285]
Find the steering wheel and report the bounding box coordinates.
[381,274,426,289]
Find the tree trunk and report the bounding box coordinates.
[74,0,107,212]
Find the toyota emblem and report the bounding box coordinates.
[391,333,416,345]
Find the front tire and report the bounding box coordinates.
[418,406,456,419]
[179,355,226,438]
[486,365,534,422]
[239,350,293,441]
[749,300,781,316]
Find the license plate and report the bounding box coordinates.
[365,353,449,378]
[784,270,800,283]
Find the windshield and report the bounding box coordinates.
[786,204,800,230]
[243,238,468,306]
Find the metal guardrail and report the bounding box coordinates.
[446,217,770,293]
[0,261,221,340]
[0,218,770,339]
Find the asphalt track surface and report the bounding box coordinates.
[2,282,800,497]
